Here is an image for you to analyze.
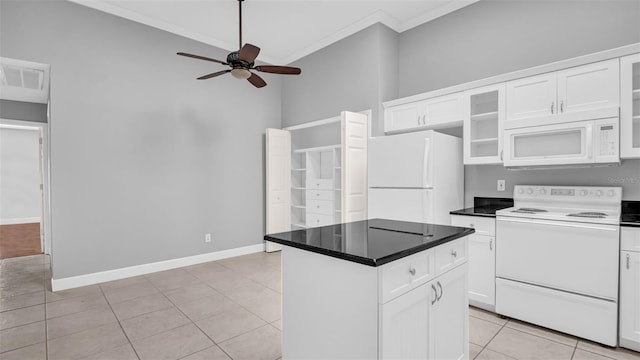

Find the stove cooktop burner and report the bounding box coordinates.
[567,212,608,218]
[511,208,548,214]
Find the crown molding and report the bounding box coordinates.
[68,0,479,65]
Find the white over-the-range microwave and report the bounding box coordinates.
[503,117,620,168]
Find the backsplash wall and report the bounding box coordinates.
[464,159,640,206]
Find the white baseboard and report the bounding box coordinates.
[0,217,40,225]
[51,243,265,292]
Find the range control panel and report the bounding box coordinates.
[513,185,622,203]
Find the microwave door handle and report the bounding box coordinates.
[586,124,593,159]
[423,138,431,187]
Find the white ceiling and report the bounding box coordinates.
[69,0,478,65]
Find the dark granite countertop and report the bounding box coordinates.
[621,201,640,228]
[264,219,475,267]
[450,197,514,218]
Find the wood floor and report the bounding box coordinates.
[0,223,42,259]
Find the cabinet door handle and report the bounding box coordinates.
[490,240,493,251]
[627,253,630,270]
[469,223,474,228]
[417,115,421,125]
[551,102,554,114]
[500,150,503,161]
[451,250,457,258]
[422,115,426,125]
[436,281,443,301]
[409,267,416,276]
[431,284,438,305]
[560,100,564,113]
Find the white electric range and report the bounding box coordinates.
[495,185,622,346]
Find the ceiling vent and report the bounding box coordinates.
[0,57,50,104]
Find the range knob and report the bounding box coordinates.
[607,190,615,197]
[596,190,602,197]
[518,188,524,194]
[527,188,534,195]
[539,189,546,195]
[580,190,588,196]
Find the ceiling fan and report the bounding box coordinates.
[177,0,301,88]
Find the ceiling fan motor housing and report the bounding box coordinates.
[226,51,253,68]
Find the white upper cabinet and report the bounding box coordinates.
[423,92,464,128]
[620,53,640,159]
[505,73,556,124]
[384,92,463,133]
[506,59,620,129]
[463,84,505,165]
[557,59,620,116]
[384,101,425,133]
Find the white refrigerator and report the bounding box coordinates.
[368,130,463,225]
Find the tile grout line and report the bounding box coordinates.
[97,283,142,360]
[146,261,237,360]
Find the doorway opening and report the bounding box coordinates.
[0,120,50,259]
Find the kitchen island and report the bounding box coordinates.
[264,219,474,360]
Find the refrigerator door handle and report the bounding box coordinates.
[422,138,432,188]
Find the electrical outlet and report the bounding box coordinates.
[497,180,506,192]
[205,233,212,243]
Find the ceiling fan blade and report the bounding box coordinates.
[247,72,267,88]
[177,52,228,66]
[197,70,231,80]
[239,43,260,63]
[254,65,301,75]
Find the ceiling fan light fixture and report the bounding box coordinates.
[231,68,251,79]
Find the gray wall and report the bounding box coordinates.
[0,100,48,123]
[282,23,398,137]
[0,1,282,278]
[398,0,640,97]
[396,0,640,205]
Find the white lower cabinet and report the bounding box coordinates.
[451,215,496,311]
[380,263,468,360]
[380,282,430,359]
[620,227,640,352]
[429,264,469,360]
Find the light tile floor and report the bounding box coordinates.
[0,252,639,360]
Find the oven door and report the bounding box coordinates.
[496,216,619,300]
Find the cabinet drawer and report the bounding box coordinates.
[306,190,334,201]
[306,213,334,228]
[451,215,495,236]
[379,249,435,304]
[306,179,334,190]
[621,227,640,252]
[306,199,334,216]
[435,237,468,274]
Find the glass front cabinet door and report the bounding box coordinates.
[621,53,640,159]
[463,84,505,164]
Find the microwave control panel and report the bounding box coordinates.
[595,120,619,158]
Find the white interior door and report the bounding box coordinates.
[265,128,291,252]
[341,111,368,223]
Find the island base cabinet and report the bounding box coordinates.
[430,264,469,360]
[380,284,431,359]
[281,238,469,360]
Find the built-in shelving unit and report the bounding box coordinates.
[290,144,342,230]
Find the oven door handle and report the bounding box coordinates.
[497,217,618,232]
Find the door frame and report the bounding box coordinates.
[0,118,51,255]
